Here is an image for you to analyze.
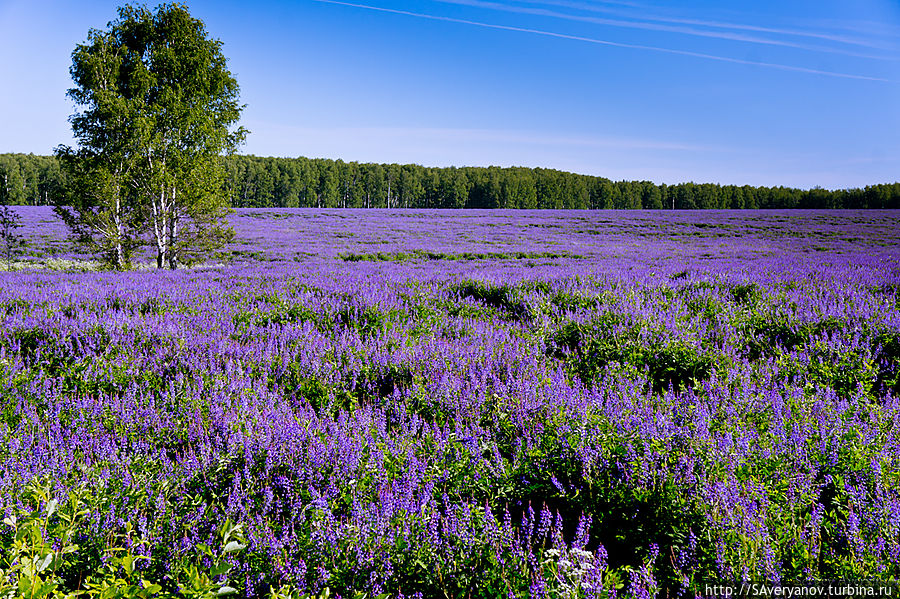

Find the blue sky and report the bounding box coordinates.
[1,0,899,188]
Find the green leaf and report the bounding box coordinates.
[210,562,231,577]
[123,553,135,576]
[223,540,246,554]
[142,581,163,594]
[37,551,54,572]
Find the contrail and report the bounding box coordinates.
[436,0,900,60]
[313,0,896,83]
[508,0,900,52]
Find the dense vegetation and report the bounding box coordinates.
[52,4,245,270]
[3,154,899,211]
[1,209,899,597]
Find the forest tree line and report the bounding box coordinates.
[3,153,899,210]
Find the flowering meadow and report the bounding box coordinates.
[1,208,899,598]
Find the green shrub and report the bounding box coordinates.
[452,280,531,320]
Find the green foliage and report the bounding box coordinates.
[231,300,395,344]
[0,479,88,599]
[169,520,246,598]
[743,314,845,360]
[334,305,391,339]
[279,368,358,418]
[547,319,715,394]
[873,329,900,394]
[6,151,900,210]
[0,480,263,599]
[82,523,163,599]
[339,250,575,262]
[730,282,762,305]
[546,290,602,314]
[388,512,532,598]
[0,202,26,270]
[801,342,877,397]
[503,410,716,595]
[452,280,531,321]
[233,303,319,330]
[56,3,245,270]
[54,147,140,270]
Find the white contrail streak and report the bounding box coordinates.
[509,0,900,52]
[313,0,896,83]
[436,0,900,60]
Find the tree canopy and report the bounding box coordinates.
[7,153,899,212]
[0,185,25,270]
[54,3,245,269]
[219,157,900,210]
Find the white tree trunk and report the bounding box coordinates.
[167,191,178,270]
[114,190,125,270]
[153,187,169,269]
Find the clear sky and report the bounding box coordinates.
[1,0,899,188]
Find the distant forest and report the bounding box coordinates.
[2,153,899,210]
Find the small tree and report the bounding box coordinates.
[0,201,25,271]
[57,3,246,269]
[55,147,140,270]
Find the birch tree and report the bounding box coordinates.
[57,3,245,269]
[55,147,138,269]
[0,191,25,271]
[53,22,139,270]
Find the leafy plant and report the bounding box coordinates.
[171,519,247,598]
[0,202,25,270]
[0,479,88,599]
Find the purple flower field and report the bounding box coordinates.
[2,207,900,597]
